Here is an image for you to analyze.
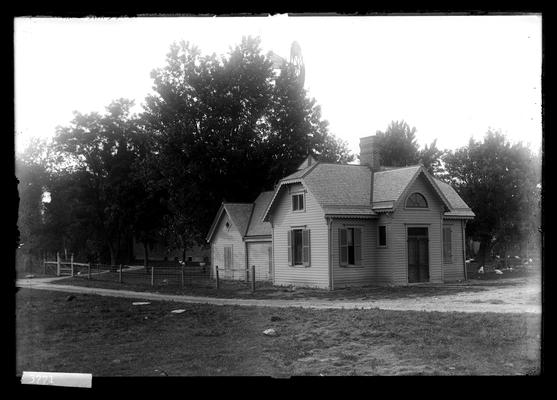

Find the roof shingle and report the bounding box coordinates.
[245,191,274,237]
[372,165,422,205]
[263,162,473,220]
[223,203,253,237]
[303,163,373,209]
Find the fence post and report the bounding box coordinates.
[151,265,154,287]
[56,252,61,277]
[88,263,91,280]
[71,254,74,277]
[251,265,256,293]
[181,263,184,288]
[215,266,220,289]
[119,264,123,283]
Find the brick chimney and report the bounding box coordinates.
[359,135,381,172]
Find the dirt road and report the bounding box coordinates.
[15,276,541,314]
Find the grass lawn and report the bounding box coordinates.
[49,263,540,302]
[16,288,541,376]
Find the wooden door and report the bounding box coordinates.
[408,227,429,283]
[224,246,232,279]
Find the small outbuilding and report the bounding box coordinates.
[206,191,274,281]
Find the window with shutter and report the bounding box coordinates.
[339,228,362,266]
[339,228,348,266]
[289,229,306,266]
[302,229,311,266]
[354,228,362,266]
[443,226,453,263]
[287,230,292,266]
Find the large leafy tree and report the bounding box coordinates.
[51,99,147,264]
[142,36,353,249]
[374,120,444,175]
[443,130,541,266]
[16,138,52,262]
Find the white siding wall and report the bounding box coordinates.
[271,183,329,288]
[211,214,246,280]
[247,241,272,281]
[373,214,396,285]
[330,218,376,288]
[389,174,445,285]
[442,220,466,282]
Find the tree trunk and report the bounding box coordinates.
[478,236,491,268]
[108,242,116,267]
[183,247,186,265]
[143,242,149,274]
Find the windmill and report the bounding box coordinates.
[268,41,311,158]
[268,41,305,88]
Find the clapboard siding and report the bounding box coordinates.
[443,220,465,281]
[389,173,445,285]
[211,213,246,280]
[271,183,329,288]
[374,214,395,285]
[331,218,375,288]
[247,241,272,281]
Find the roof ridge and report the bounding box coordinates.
[317,161,370,167]
[300,160,321,177]
[244,201,256,237]
[376,164,422,172]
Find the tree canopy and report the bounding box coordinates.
[374,120,445,175]
[443,130,541,264]
[17,36,353,264]
[142,36,353,248]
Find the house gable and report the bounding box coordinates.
[209,206,246,275]
[396,168,452,213]
[270,181,330,288]
[372,166,455,213]
[395,171,446,214]
[206,202,253,243]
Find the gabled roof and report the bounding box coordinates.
[262,161,474,221]
[223,203,254,236]
[281,160,319,181]
[245,191,274,237]
[263,162,377,221]
[297,155,317,170]
[372,165,422,205]
[373,165,453,212]
[434,179,475,218]
[206,192,274,243]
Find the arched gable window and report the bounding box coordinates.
[406,192,428,208]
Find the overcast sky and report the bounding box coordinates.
[14,15,542,157]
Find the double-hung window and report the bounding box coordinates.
[288,228,311,266]
[339,227,362,266]
[292,193,305,211]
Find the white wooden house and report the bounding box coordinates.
[207,135,474,289]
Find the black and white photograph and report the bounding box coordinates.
[14,13,542,381]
